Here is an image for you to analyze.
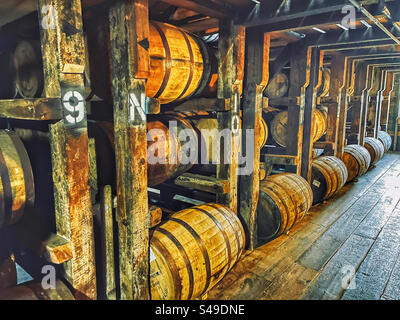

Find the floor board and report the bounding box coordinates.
[206,152,400,300]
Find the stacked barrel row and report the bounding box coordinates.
[341,131,391,183]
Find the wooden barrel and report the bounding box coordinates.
[271,109,327,147]
[256,173,313,245]
[0,130,34,230]
[194,115,268,163]
[377,130,392,152]
[88,116,197,188]
[0,280,75,300]
[342,145,371,182]
[12,40,44,98]
[87,19,217,104]
[311,156,348,204]
[264,72,289,99]
[363,137,385,166]
[150,203,245,300]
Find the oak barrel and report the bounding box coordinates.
[310,156,348,204]
[150,203,245,300]
[88,116,197,188]
[271,108,327,147]
[342,145,371,182]
[0,280,75,300]
[12,40,44,98]
[264,72,289,99]
[194,116,268,163]
[256,173,313,245]
[0,130,34,230]
[363,137,385,166]
[87,20,217,104]
[377,131,392,152]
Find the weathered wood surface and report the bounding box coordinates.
[43,0,97,300]
[341,144,371,182]
[109,0,150,300]
[380,72,394,131]
[310,156,348,205]
[325,53,346,157]
[207,153,400,300]
[239,30,269,250]
[95,185,116,300]
[364,137,385,166]
[0,130,34,229]
[175,173,230,194]
[270,109,326,148]
[348,61,368,144]
[256,173,313,246]
[216,21,245,212]
[0,98,62,120]
[149,205,162,228]
[43,233,73,265]
[150,204,245,300]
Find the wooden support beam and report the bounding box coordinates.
[97,185,116,300]
[239,30,269,250]
[336,56,351,158]
[0,98,62,121]
[349,61,368,144]
[301,47,323,182]
[381,72,395,131]
[175,173,230,194]
[43,234,73,265]
[366,67,383,137]
[287,43,311,165]
[41,0,96,300]
[159,0,234,19]
[360,65,375,144]
[326,53,346,156]
[216,20,245,212]
[109,0,150,300]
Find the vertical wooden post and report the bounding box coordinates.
[301,47,322,182]
[336,56,351,158]
[109,0,150,300]
[325,53,346,155]
[239,29,269,250]
[390,73,400,150]
[40,0,97,299]
[366,67,382,137]
[349,61,368,145]
[360,65,374,145]
[216,20,245,213]
[287,43,310,164]
[375,69,387,136]
[381,72,395,131]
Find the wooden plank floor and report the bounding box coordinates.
[207,152,400,300]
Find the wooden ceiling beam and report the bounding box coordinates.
[240,0,398,28]
[159,0,235,19]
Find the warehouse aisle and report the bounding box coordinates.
[207,153,400,300]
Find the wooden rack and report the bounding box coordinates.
[1,0,400,300]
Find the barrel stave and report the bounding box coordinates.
[311,156,348,204]
[150,204,245,300]
[363,137,385,166]
[257,173,313,245]
[342,144,371,182]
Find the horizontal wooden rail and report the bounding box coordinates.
[0,98,63,120]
